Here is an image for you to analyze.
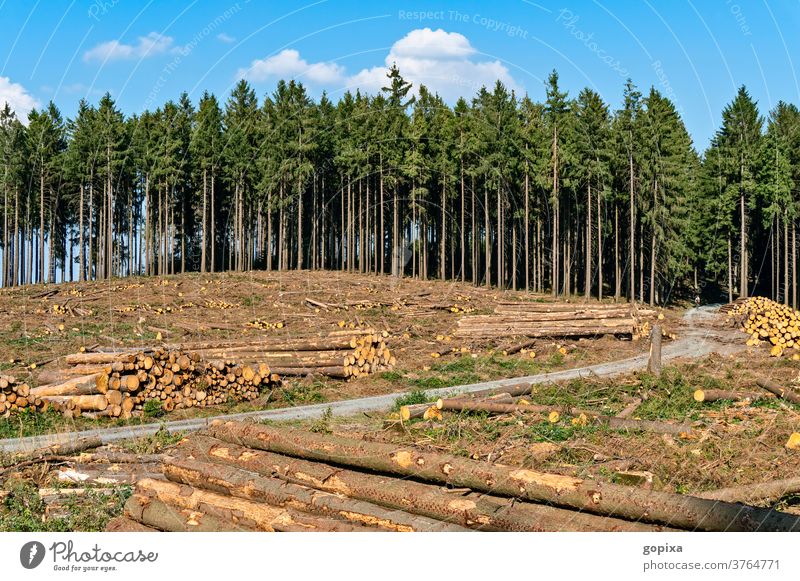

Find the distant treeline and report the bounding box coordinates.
[0,65,797,305]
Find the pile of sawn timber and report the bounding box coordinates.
[164,328,394,379]
[454,302,656,339]
[109,421,800,532]
[0,375,40,416]
[30,349,279,419]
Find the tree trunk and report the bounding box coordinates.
[585,183,591,299]
[176,435,669,532]
[205,421,800,532]
[163,457,466,532]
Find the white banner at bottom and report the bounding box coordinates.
[0,532,796,581]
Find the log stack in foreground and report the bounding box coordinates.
[453,303,656,339]
[113,421,800,533]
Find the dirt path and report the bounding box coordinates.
[0,306,742,453]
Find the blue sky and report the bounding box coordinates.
[1,0,799,149]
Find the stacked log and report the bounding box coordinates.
[29,349,280,419]
[114,422,800,532]
[171,329,395,379]
[0,375,44,417]
[725,296,800,356]
[454,303,655,339]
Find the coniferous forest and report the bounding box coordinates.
[1,65,797,306]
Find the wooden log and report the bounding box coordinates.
[693,389,767,403]
[8,437,102,463]
[106,516,159,532]
[205,421,800,532]
[36,365,110,383]
[125,493,254,532]
[756,378,800,405]
[177,435,675,532]
[65,352,135,365]
[69,394,109,412]
[57,464,164,485]
[616,398,643,418]
[106,390,123,406]
[268,366,349,378]
[696,477,800,504]
[30,374,103,397]
[135,477,373,532]
[163,457,468,532]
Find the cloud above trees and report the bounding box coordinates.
[0,76,39,119]
[238,28,522,101]
[83,32,174,62]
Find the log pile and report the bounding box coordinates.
[0,375,43,417]
[27,349,281,419]
[113,422,800,532]
[453,303,656,339]
[725,296,800,357]
[169,329,395,379]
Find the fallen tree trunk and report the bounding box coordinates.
[696,477,800,504]
[163,457,468,532]
[136,477,373,532]
[30,374,104,397]
[9,437,102,463]
[693,389,767,403]
[205,421,800,532]
[106,516,159,532]
[756,379,800,405]
[124,493,253,532]
[177,435,675,532]
[64,352,136,365]
[616,398,643,418]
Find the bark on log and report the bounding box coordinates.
[616,398,643,418]
[135,477,377,532]
[756,379,800,405]
[30,374,104,397]
[10,437,102,463]
[205,421,800,532]
[124,493,253,532]
[177,435,675,532]
[693,389,767,403]
[65,352,136,365]
[695,477,800,504]
[162,457,468,532]
[106,516,159,532]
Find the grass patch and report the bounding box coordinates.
[0,409,64,440]
[280,382,325,405]
[392,389,433,410]
[0,479,131,532]
[119,426,184,455]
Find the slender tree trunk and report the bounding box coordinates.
[628,152,635,302]
[614,203,620,300]
[484,185,490,288]
[585,183,591,299]
[785,211,789,306]
[739,172,747,297]
[524,164,529,290]
[728,235,733,303]
[200,168,207,273]
[597,184,603,300]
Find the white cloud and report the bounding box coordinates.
[0,76,39,119]
[350,28,521,101]
[216,32,236,44]
[83,32,174,62]
[238,28,521,102]
[239,48,345,85]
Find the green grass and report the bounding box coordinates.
[280,382,325,405]
[0,409,65,440]
[119,426,185,455]
[0,479,131,532]
[392,389,433,410]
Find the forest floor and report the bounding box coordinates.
[1,270,798,530]
[0,269,671,439]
